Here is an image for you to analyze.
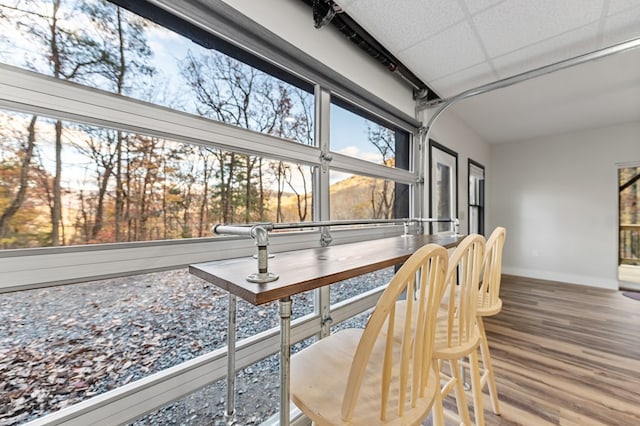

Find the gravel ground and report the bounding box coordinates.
[0,267,394,425]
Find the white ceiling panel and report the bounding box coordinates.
[491,23,599,79]
[338,0,465,52]
[600,5,640,47]
[429,62,496,98]
[463,0,505,15]
[607,0,640,15]
[399,21,487,81]
[473,0,604,58]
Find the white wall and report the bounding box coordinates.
[426,110,492,235]
[221,0,415,115]
[490,122,640,289]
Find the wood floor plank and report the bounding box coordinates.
[442,275,640,425]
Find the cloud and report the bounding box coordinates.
[336,146,384,164]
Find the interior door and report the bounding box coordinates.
[469,160,485,235]
[430,141,457,234]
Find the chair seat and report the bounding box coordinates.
[477,296,502,317]
[433,317,482,359]
[291,328,439,426]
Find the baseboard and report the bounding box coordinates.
[502,267,618,290]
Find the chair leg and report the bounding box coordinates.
[450,359,472,425]
[469,349,485,426]
[431,363,446,426]
[478,318,501,415]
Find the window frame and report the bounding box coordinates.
[468,159,485,235]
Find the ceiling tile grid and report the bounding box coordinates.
[337,0,465,52]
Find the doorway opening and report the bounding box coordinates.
[618,165,640,289]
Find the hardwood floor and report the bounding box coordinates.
[443,275,640,425]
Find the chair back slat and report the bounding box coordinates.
[340,244,448,422]
[479,227,506,309]
[442,234,485,348]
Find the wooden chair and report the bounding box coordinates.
[380,235,486,425]
[433,234,485,426]
[290,244,449,425]
[476,226,506,415]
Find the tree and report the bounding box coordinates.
[367,123,396,218]
[0,116,37,241]
[180,51,311,224]
[6,0,115,244]
[81,1,154,241]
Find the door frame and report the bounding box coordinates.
[428,139,458,234]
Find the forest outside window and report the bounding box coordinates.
[0,0,318,250]
[328,171,408,220]
[0,109,313,249]
[0,0,314,140]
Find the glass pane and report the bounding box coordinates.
[329,172,404,220]
[469,162,484,235]
[0,109,313,249]
[331,309,373,332]
[131,337,315,425]
[436,163,452,217]
[469,206,480,234]
[330,267,394,304]
[0,269,221,422]
[330,103,409,169]
[237,290,315,339]
[0,268,313,423]
[431,144,457,234]
[0,1,313,142]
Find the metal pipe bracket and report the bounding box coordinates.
[212,223,279,283]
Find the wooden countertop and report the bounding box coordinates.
[189,234,465,306]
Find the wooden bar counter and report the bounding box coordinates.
[190,233,464,306]
[189,233,465,425]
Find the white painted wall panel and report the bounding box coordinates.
[490,122,640,289]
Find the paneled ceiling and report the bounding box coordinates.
[336,0,640,143]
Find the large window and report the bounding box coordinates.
[0,1,420,424]
[328,99,412,220]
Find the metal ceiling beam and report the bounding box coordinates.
[418,36,640,137]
